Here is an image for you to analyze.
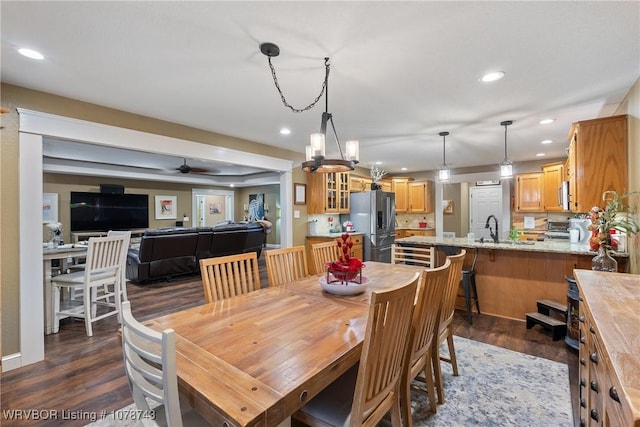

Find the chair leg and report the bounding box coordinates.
[471,273,480,314]
[390,391,403,427]
[423,353,437,414]
[462,275,473,324]
[432,343,445,404]
[52,285,61,334]
[446,330,459,376]
[84,287,94,337]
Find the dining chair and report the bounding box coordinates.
[292,272,420,427]
[264,246,309,287]
[310,240,340,275]
[199,252,261,303]
[120,301,209,427]
[391,243,435,268]
[432,249,466,404]
[401,258,451,423]
[51,234,128,336]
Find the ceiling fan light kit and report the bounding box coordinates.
[260,42,359,174]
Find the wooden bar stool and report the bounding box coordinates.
[440,246,480,324]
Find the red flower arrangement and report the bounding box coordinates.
[325,233,365,283]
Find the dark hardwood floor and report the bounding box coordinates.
[1,263,579,427]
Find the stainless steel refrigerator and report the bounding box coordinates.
[350,191,395,263]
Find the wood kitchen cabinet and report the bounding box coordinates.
[568,115,628,213]
[515,172,543,212]
[378,180,392,192]
[408,180,433,213]
[392,178,410,213]
[542,162,565,212]
[575,270,640,427]
[349,175,371,192]
[307,172,351,214]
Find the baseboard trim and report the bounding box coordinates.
[2,352,22,372]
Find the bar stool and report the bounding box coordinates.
[440,246,481,324]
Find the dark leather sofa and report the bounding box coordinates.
[126,222,267,284]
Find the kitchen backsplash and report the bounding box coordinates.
[306,212,435,235]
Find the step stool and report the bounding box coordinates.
[526,299,567,341]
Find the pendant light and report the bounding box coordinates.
[438,131,450,182]
[499,120,513,178]
[260,42,359,173]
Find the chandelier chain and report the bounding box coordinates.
[267,57,330,113]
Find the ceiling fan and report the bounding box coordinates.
[175,158,210,174]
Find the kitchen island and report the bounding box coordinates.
[395,236,629,321]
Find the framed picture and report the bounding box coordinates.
[248,193,265,221]
[155,195,177,219]
[294,183,306,205]
[43,193,58,223]
[443,200,454,214]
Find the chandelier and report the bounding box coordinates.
[260,42,359,173]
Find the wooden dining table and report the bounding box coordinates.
[145,261,423,427]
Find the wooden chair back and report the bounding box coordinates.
[351,273,420,426]
[439,249,466,327]
[391,244,435,269]
[264,246,309,287]
[199,252,261,303]
[402,259,451,421]
[120,300,184,427]
[108,229,131,303]
[310,240,340,275]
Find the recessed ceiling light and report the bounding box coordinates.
[541,139,552,144]
[229,184,234,187]
[480,71,505,82]
[539,118,555,125]
[375,161,382,165]
[18,48,44,60]
[401,167,408,171]
[279,128,291,135]
[536,153,546,157]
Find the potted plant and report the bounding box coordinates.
[588,190,638,271]
[369,165,386,190]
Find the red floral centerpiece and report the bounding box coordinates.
[325,233,365,284]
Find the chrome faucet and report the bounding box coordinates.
[485,215,499,243]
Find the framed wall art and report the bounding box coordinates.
[155,195,177,219]
[294,183,306,205]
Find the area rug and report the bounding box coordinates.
[86,336,572,426]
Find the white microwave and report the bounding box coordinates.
[560,181,570,211]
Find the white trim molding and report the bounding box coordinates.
[18,109,294,366]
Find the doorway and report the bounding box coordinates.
[192,189,234,227]
[470,185,503,240]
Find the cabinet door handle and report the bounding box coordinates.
[590,352,598,364]
[580,336,585,344]
[589,326,595,334]
[590,381,599,393]
[590,409,598,422]
[609,386,620,403]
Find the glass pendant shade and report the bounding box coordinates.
[500,159,513,178]
[309,133,325,158]
[345,140,359,161]
[439,167,451,182]
[305,145,314,161]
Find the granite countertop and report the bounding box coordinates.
[395,235,629,257]
[307,231,364,238]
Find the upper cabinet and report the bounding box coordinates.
[307,172,351,214]
[392,178,410,213]
[515,172,543,212]
[408,181,433,213]
[568,115,628,213]
[349,175,371,192]
[542,162,565,212]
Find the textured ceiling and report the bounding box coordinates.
[2,1,638,184]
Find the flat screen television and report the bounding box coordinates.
[70,192,149,231]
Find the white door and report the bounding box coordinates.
[470,186,502,240]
